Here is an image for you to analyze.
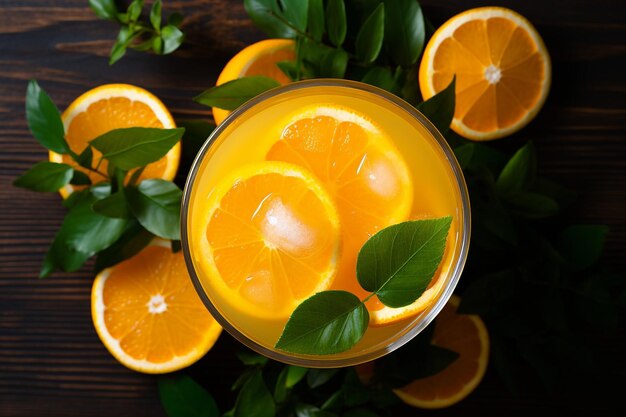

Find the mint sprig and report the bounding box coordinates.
[89,0,185,65]
[276,217,452,355]
[14,80,185,277]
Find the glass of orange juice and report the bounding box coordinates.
[181,79,470,367]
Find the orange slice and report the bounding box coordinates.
[266,105,413,308]
[213,39,295,125]
[91,239,222,374]
[50,84,180,198]
[394,295,490,408]
[200,161,340,319]
[419,7,551,141]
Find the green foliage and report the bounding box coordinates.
[13,162,74,192]
[17,81,183,277]
[416,76,456,134]
[126,179,183,240]
[89,0,185,64]
[158,374,219,417]
[194,76,281,110]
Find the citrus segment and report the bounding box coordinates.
[419,7,551,140]
[394,296,489,408]
[213,39,295,125]
[50,84,180,197]
[92,240,221,374]
[266,106,413,302]
[201,162,340,318]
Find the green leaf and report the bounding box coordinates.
[383,0,424,67]
[13,162,73,192]
[233,370,275,417]
[559,225,610,269]
[236,350,269,366]
[159,374,219,417]
[306,368,338,388]
[307,0,325,42]
[276,60,299,81]
[320,48,348,78]
[161,24,184,54]
[244,0,296,38]
[109,40,127,65]
[176,119,215,163]
[95,221,153,271]
[294,404,337,417]
[194,76,280,111]
[458,270,518,316]
[281,0,309,32]
[496,142,536,195]
[361,67,396,92]
[88,0,119,21]
[416,76,456,134]
[75,146,93,169]
[90,127,184,171]
[168,12,184,27]
[40,231,91,278]
[454,143,474,169]
[505,191,559,219]
[41,190,128,276]
[150,0,162,29]
[127,0,143,22]
[25,80,68,154]
[152,36,164,54]
[275,365,307,401]
[326,0,347,46]
[126,179,182,240]
[70,170,91,185]
[355,3,385,64]
[276,291,368,355]
[357,217,452,308]
[286,366,308,388]
[61,192,128,254]
[92,191,131,218]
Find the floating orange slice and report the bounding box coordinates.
[394,296,490,408]
[50,84,180,198]
[213,39,295,125]
[419,7,551,140]
[200,161,340,319]
[91,240,222,374]
[266,105,414,314]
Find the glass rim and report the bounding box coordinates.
[181,79,471,368]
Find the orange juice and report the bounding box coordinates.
[182,80,469,366]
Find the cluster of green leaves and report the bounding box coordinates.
[160,334,457,417]
[276,217,451,355]
[14,81,185,277]
[89,0,185,64]
[195,0,453,124]
[449,135,626,393]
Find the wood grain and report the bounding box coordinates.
[1,0,625,416]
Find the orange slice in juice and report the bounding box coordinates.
[266,105,413,303]
[50,84,180,198]
[201,161,341,319]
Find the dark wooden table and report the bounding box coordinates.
[1,1,624,416]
